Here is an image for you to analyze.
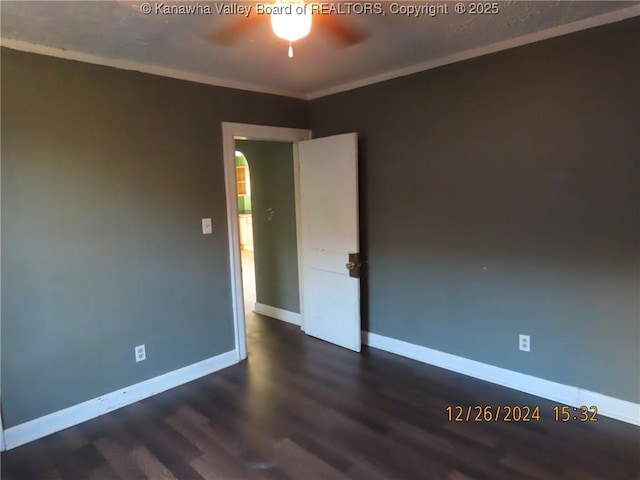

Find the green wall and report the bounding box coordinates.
[235,151,252,213]
[310,18,640,403]
[236,140,300,314]
[0,48,308,427]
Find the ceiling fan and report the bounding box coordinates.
[206,0,368,57]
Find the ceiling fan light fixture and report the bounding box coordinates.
[270,0,312,56]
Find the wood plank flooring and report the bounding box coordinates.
[2,313,639,479]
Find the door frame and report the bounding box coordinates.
[222,122,312,361]
[0,405,4,451]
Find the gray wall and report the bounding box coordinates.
[236,140,300,314]
[1,48,308,427]
[2,16,638,431]
[310,18,640,403]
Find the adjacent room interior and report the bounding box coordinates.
[234,140,302,345]
[1,1,639,478]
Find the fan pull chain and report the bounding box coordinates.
[288,41,293,58]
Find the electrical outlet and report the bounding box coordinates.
[519,335,530,352]
[135,344,146,362]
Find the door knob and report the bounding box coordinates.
[346,253,361,278]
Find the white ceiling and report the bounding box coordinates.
[1,1,638,99]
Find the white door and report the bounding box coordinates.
[298,133,361,352]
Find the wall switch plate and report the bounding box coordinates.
[135,344,146,362]
[519,335,530,352]
[202,218,213,235]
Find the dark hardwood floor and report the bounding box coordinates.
[3,313,639,479]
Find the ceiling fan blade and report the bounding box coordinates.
[314,14,368,46]
[204,14,262,45]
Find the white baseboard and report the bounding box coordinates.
[363,332,640,426]
[254,302,301,326]
[3,349,238,450]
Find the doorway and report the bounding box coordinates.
[222,123,311,360]
[235,150,257,342]
[235,141,301,347]
[223,123,362,360]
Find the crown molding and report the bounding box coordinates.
[0,38,307,100]
[1,4,639,101]
[306,5,640,99]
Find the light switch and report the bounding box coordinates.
[202,218,213,235]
